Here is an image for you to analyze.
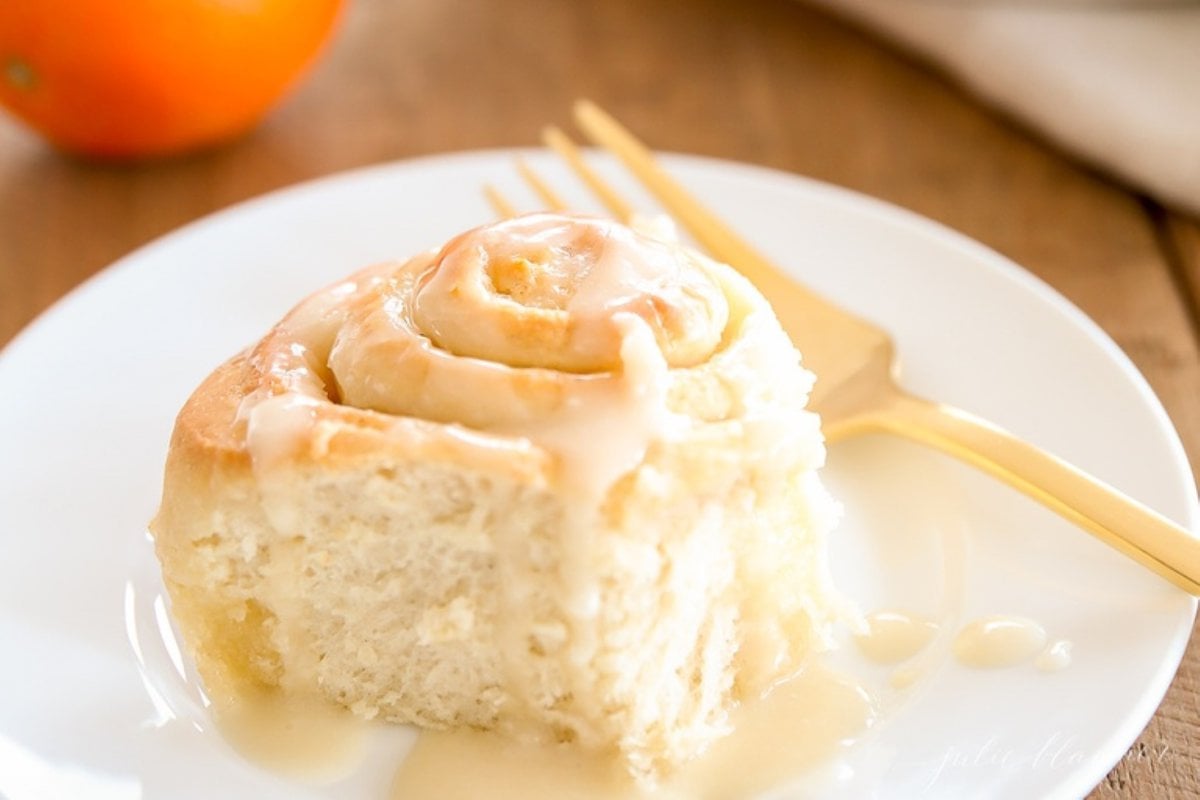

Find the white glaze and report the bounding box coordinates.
[854,610,939,665]
[953,616,1047,669]
[1035,639,1074,673]
[389,664,877,799]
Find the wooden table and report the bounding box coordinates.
[2,0,1196,796]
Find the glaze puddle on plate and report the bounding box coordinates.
[211,689,370,782]
[390,666,876,800]
[854,611,941,665]
[952,616,1047,669]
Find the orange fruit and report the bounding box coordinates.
[0,0,344,160]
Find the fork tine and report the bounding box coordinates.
[572,100,786,291]
[483,183,518,219]
[515,157,568,211]
[541,125,636,222]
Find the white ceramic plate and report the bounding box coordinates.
[0,151,1195,800]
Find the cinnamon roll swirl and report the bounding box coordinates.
[151,212,841,778]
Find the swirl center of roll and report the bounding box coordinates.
[411,213,728,373]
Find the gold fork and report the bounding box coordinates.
[487,100,1200,595]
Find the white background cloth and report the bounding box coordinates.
[806,0,1200,215]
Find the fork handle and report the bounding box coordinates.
[834,391,1200,595]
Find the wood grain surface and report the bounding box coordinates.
[1,0,1197,796]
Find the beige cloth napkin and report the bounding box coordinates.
[806,0,1200,215]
